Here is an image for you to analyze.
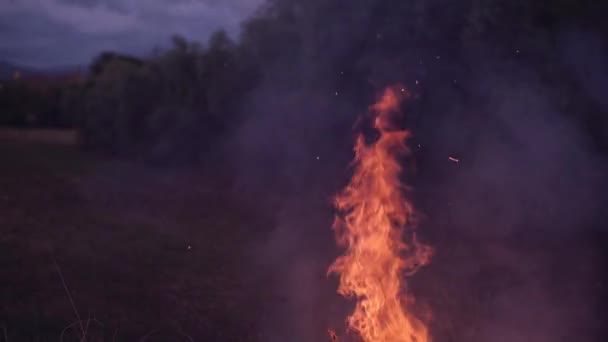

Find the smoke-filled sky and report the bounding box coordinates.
[0,0,262,67]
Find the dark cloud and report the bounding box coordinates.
[0,0,262,67]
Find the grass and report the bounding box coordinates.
[1,129,605,341]
[0,131,272,341]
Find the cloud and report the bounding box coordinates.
[43,0,140,34]
[0,0,140,33]
[0,0,263,67]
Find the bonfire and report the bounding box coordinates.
[329,86,433,342]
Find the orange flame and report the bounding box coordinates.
[329,86,433,342]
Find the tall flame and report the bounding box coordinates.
[329,86,433,342]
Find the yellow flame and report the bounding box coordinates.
[329,86,433,342]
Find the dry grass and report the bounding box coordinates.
[0,134,271,341]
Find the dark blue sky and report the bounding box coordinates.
[0,0,262,68]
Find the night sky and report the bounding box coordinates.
[0,0,262,67]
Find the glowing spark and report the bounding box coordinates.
[448,156,459,163]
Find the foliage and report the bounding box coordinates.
[64,31,257,163]
[6,0,608,161]
[0,80,69,127]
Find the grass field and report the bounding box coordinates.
[0,130,274,341]
[1,129,606,342]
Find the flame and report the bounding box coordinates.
[328,86,433,342]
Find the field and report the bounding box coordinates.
[1,129,606,342]
[0,129,273,341]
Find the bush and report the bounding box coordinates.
[67,31,257,164]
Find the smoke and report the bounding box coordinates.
[224,1,608,341]
[227,79,356,341]
[413,62,606,341]
[425,67,604,239]
[559,29,608,112]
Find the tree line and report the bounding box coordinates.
[2,0,606,162]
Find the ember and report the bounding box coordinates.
[329,86,433,341]
[328,328,339,341]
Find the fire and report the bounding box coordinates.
[328,86,433,342]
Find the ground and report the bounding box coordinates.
[0,129,272,341]
[1,129,606,342]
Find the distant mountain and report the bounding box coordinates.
[0,61,41,80]
[45,64,85,76]
[0,60,84,80]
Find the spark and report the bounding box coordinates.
[448,156,459,163]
